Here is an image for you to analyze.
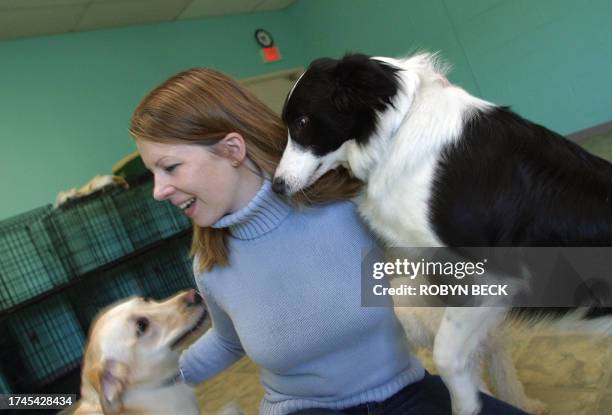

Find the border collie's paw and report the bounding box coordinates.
[453,400,481,415]
[525,398,549,415]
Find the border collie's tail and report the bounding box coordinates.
[509,307,612,335]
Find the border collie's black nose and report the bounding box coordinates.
[272,178,287,195]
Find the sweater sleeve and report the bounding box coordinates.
[179,285,245,385]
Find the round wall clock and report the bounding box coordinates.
[255,29,274,48]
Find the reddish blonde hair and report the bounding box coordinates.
[130,68,362,272]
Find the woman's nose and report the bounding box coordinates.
[152,176,174,201]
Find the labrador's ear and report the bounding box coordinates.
[93,359,129,414]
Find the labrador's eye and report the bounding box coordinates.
[295,116,309,129]
[136,317,149,337]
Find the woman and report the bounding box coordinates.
[130,68,527,415]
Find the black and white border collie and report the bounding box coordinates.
[273,53,612,415]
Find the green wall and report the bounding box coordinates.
[0,10,307,221]
[288,0,612,134]
[1,0,612,221]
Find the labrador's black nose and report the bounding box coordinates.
[272,178,287,195]
[184,290,203,306]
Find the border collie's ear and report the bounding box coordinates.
[93,359,128,415]
[332,54,399,112]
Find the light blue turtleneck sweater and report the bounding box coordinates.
[179,180,424,415]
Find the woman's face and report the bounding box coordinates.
[136,139,242,227]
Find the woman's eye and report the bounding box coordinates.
[136,317,150,337]
[164,164,179,173]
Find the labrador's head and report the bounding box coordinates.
[81,290,207,413]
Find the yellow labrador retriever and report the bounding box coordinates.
[73,290,209,415]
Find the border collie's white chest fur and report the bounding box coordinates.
[349,56,491,247]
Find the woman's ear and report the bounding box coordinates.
[219,133,247,166]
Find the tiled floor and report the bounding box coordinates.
[418,329,612,415]
[193,328,611,415]
[194,355,263,415]
[194,133,612,415]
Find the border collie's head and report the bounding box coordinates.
[273,53,400,195]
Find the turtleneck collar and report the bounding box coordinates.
[211,179,292,240]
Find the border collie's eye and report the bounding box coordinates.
[295,116,309,129]
[143,297,152,303]
[136,317,149,337]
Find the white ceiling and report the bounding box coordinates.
[0,0,296,41]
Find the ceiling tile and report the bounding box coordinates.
[178,0,262,19]
[0,0,297,41]
[0,5,86,40]
[0,0,88,9]
[76,0,192,31]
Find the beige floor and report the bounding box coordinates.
[194,328,611,415]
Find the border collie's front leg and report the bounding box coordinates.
[434,306,506,415]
